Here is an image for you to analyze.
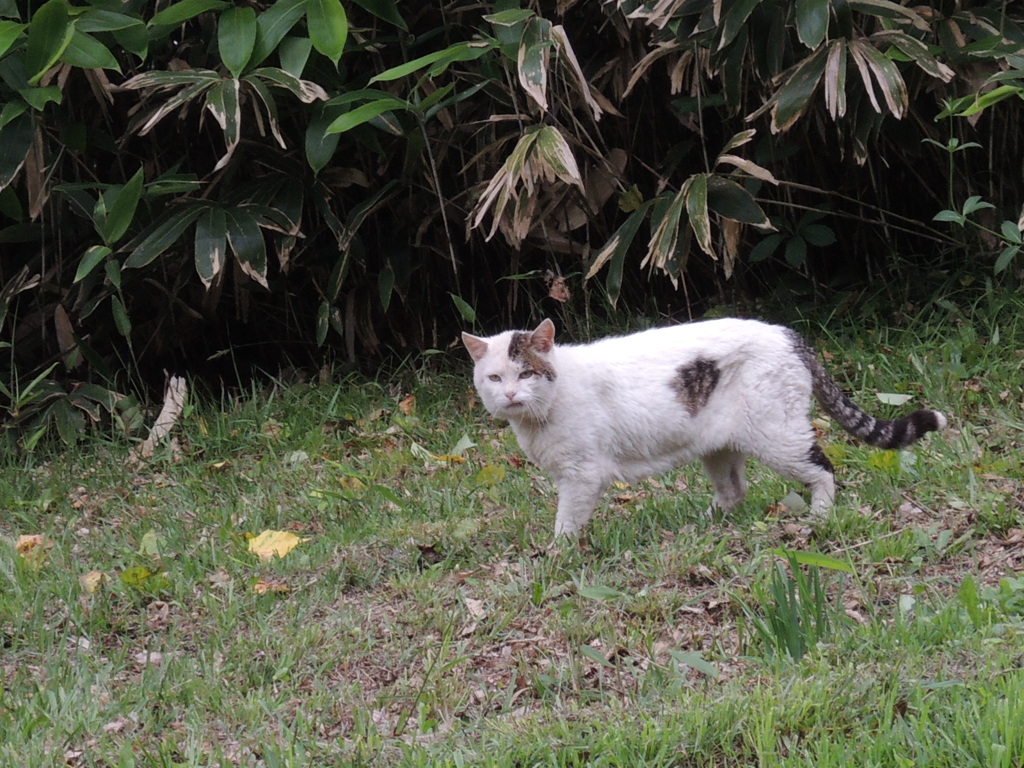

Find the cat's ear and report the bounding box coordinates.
[461,332,489,362]
[531,318,556,353]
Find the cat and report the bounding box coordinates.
[462,318,946,536]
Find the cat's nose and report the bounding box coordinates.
[505,391,517,402]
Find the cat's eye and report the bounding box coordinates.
[519,370,535,379]
[488,374,501,382]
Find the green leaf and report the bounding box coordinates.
[315,300,330,346]
[378,266,394,311]
[578,644,615,668]
[226,208,268,288]
[104,259,121,290]
[801,223,836,247]
[999,220,1023,245]
[149,0,229,27]
[577,585,628,600]
[483,9,534,26]
[110,294,131,337]
[768,548,855,574]
[306,0,347,65]
[684,174,713,257]
[219,6,257,78]
[124,206,204,269]
[518,16,550,111]
[247,66,327,103]
[587,201,653,309]
[0,112,34,190]
[449,293,476,323]
[351,0,407,30]
[75,245,111,283]
[204,79,242,171]
[706,176,771,227]
[994,245,1019,274]
[98,167,144,245]
[25,0,74,85]
[75,10,142,33]
[194,207,227,289]
[306,104,340,174]
[323,97,408,135]
[718,0,760,50]
[668,650,720,679]
[770,47,827,131]
[784,236,807,267]
[62,29,120,71]
[369,40,495,84]
[251,0,306,68]
[52,398,84,446]
[278,35,312,77]
[0,20,25,58]
[795,0,829,49]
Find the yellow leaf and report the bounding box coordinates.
[209,460,231,472]
[474,465,506,486]
[611,481,629,491]
[248,530,307,562]
[433,454,466,464]
[16,534,45,555]
[252,580,290,594]
[80,571,109,593]
[339,476,365,491]
[16,534,50,566]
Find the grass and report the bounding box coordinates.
[2,293,1024,767]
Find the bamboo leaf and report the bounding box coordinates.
[449,293,476,323]
[685,174,713,258]
[323,97,408,135]
[26,0,74,85]
[315,300,330,346]
[62,29,120,71]
[226,208,268,288]
[0,112,34,190]
[204,79,242,171]
[587,202,652,308]
[518,16,551,112]
[248,66,328,103]
[251,0,306,67]
[75,9,141,33]
[795,0,829,50]
[74,245,111,283]
[378,266,394,311]
[219,6,257,78]
[369,40,495,84]
[0,20,25,59]
[149,0,229,27]
[124,206,204,269]
[770,47,828,132]
[98,167,145,245]
[110,294,131,337]
[306,0,347,66]
[350,0,407,31]
[194,207,227,289]
[706,176,772,228]
[824,39,847,119]
[851,40,907,117]
[718,0,759,50]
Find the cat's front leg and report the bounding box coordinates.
[553,477,604,537]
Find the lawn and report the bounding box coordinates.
[2,295,1023,767]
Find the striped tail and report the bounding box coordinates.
[807,357,946,449]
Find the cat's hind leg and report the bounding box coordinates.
[760,438,836,516]
[701,449,748,514]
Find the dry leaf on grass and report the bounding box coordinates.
[16,534,50,566]
[79,571,108,593]
[252,580,290,594]
[248,530,307,562]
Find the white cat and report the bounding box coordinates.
[462,318,946,536]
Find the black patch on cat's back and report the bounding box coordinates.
[507,332,556,381]
[673,358,720,416]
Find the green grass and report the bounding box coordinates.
[2,296,1024,767]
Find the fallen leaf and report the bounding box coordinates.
[398,393,415,416]
[132,651,177,666]
[248,530,307,562]
[138,529,164,558]
[252,580,290,594]
[79,571,109,593]
[464,597,486,619]
[16,534,50,566]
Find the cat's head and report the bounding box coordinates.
[462,318,557,422]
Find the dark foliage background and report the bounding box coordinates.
[0,0,1021,444]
